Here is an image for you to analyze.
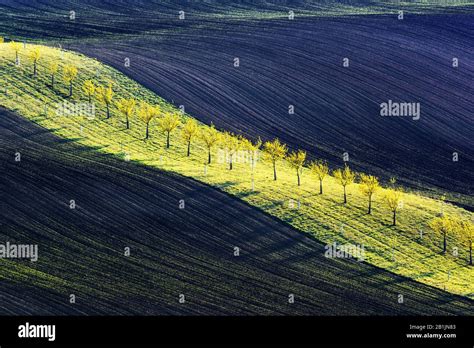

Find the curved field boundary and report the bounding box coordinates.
[0,43,472,299]
[72,14,474,203]
[1,108,473,315]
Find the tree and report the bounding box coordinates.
[221,132,241,170]
[333,165,355,204]
[63,64,78,97]
[28,47,41,77]
[96,84,114,119]
[49,61,59,90]
[138,102,159,139]
[461,219,473,265]
[385,189,403,226]
[287,150,306,186]
[263,138,287,181]
[359,173,380,214]
[82,80,95,104]
[428,214,455,254]
[116,98,136,130]
[199,124,220,164]
[241,137,262,173]
[309,160,329,194]
[10,41,22,65]
[452,218,474,265]
[181,119,199,157]
[158,112,181,148]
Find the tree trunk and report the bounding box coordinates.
[125,116,129,130]
[297,171,300,186]
[392,210,396,226]
[208,149,211,164]
[469,243,472,265]
[229,155,233,170]
[273,161,277,181]
[319,179,323,194]
[343,186,347,204]
[145,123,149,139]
[368,195,372,214]
[166,132,170,148]
[443,231,447,253]
[106,104,110,119]
[33,62,37,76]
[187,141,191,157]
[69,82,73,97]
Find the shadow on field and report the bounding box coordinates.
[1,107,473,315]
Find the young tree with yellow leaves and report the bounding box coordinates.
[116,98,136,130]
[453,218,474,265]
[159,112,181,148]
[385,189,403,226]
[96,84,114,119]
[199,124,221,164]
[138,102,159,139]
[429,214,454,254]
[263,138,287,181]
[309,160,329,194]
[49,61,59,90]
[63,64,78,97]
[28,47,41,77]
[241,137,262,173]
[222,132,241,170]
[463,219,473,265]
[333,165,355,204]
[181,119,199,157]
[287,150,306,186]
[10,41,22,65]
[359,173,380,214]
[82,80,95,104]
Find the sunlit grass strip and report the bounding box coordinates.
[0,43,472,298]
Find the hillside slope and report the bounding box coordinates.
[72,14,474,202]
[1,42,472,299]
[1,108,474,315]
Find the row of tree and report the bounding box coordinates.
[8,42,473,264]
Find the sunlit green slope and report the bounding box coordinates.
[0,43,472,298]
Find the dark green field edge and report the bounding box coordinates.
[1,108,473,315]
[1,0,474,42]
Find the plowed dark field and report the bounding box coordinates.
[2,108,473,315]
[71,14,474,201]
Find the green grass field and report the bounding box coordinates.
[1,43,472,299]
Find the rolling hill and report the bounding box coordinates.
[71,13,474,203]
[0,43,472,302]
[1,107,473,315]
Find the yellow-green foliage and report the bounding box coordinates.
[158,112,181,148]
[359,174,380,214]
[95,83,114,118]
[116,97,136,130]
[287,150,306,186]
[263,138,287,181]
[82,80,96,103]
[309,160,329,194]
[0,43,473,298]
[181,118,199,157]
